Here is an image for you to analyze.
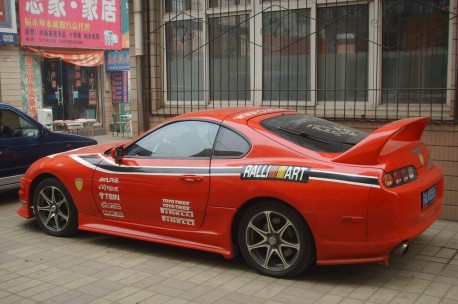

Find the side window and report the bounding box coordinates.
[125,120,219,158]
[0,109,39,138]
[213,127,250,158]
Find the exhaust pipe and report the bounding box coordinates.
[393,241,410,256]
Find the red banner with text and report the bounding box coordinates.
[19,0,122,50]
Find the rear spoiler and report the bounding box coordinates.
[332,117,430,165]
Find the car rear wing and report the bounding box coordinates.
[332,117,430,166]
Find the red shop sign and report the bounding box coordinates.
[19,0,122,50]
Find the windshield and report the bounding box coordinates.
[261,114,368,153]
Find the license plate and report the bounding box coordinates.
[422,184,437,210]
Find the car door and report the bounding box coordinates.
[0,108,43,184]
[92,120,220,230]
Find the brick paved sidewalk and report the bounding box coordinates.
[1,189,458,304]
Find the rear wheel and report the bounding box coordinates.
[238,201,315,278]
[33,178,78,237]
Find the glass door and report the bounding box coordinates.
[42,59,98,121]
[42,59,66,120]
[66,64,98,120]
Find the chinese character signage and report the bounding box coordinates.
[20,54,43,118]
[0,0,18,44]
[111,71,128,104]
[105,50,130,71]
[121,0,129,49]
[18,0,122,50]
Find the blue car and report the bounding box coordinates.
[0,103,97,191]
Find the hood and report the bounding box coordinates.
[46,141,127,159]
[45,130,98,145]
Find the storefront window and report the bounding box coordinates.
[209,15,250,101]
[382,0,449,104]
[262,9,310,101]
[42,59,98,121]
[317,5,369,102]
[165,20,204,101]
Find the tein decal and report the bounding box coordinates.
[241,165,310,183]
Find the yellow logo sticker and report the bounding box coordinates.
[75,178,83,191]
[419,154,425,166]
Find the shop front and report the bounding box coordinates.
[21,47,105,133]
[17,0,123,134]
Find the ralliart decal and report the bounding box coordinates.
[241,165,310,183]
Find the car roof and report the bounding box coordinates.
[0,103,25,114]
[170,107,294,124]
[0,103,15,109]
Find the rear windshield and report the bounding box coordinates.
[260,114,368,153]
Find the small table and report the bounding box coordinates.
[54,119,97,137]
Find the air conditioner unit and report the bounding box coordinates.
[37,108,53,131]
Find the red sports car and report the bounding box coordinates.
[17,107,443,278]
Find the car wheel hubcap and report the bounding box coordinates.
[245,211,301,272]
[36,186,69,232]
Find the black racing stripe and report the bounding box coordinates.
[309,171,379,186]
[97,163,209,175]
[78,155,209,175]
[77,155,378,185]
[211,167,242,174]
[79,155,103,166]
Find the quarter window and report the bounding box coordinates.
[213,127,250,157]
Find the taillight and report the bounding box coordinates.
[383,165,418,188]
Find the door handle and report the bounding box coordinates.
[57,86,63,106]
[180,175,204,182]
[341,216,365,223]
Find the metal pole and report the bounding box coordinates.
[133,0,144,132]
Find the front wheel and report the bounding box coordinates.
[238,201,315,278]
[33,178,78,237]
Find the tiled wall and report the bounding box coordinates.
[0,46,22,108]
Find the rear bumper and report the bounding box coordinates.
[315,164,443,265]
[316,202,442,266]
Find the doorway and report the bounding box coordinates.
[42,59,98,121]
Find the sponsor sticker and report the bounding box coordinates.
[160,198,195,226]
[75,178,84,191]
[240,164,310,183]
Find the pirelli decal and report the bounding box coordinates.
[241,165,310,183]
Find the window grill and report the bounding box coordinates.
[143,0,457,123]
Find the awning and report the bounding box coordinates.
[28,47,104,67]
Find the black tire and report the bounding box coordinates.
[237,201,315,278]
[33,178,78,237]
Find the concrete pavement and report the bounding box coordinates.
[1,134,458,303]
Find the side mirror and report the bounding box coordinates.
[40,126,50,136]
[110,146,125,165]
